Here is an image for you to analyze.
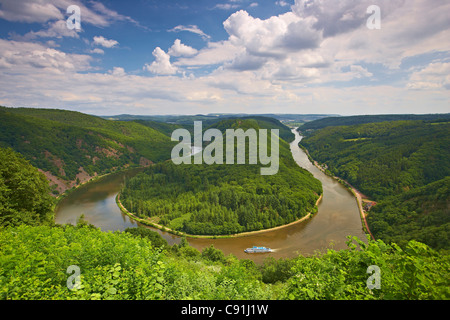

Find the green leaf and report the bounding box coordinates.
[106,287,117,295]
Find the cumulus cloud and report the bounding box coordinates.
[168,39,198,57]
[317,0,450,69]
[0,39,91,74]
[225,52,267,71]
[292,0,405,37]
[144,47,178,75]
[224,10,321,59]
[93,36,118,48]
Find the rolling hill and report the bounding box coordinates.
[0,106,175,195]
[300,119,450,249]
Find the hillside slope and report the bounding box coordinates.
[300,120,450,249]
[0,107,175,195]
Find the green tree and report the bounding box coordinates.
[0,147,54,227]
[201,245,225,262]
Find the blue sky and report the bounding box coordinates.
[0,0,449,116]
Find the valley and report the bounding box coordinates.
[1,108,449,299]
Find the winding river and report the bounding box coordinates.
[55,129,367,263]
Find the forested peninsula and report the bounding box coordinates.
[119,119,322,236]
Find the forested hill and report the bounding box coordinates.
[207,116,295,143]
[300,120,450,250]
[300,113,450,131]
[120,118,322,236]
[0,106,175,195]
[132,115,295,143]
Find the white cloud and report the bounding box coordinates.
[0,39,92,81]
[291,0,396,37]
[407,62,450,90]
[214,3,240,10]
[175,40,242,67]
[22,20,80,39]
[0,0,63,23]
[144,47,178,75]
[89,48,104,55]
[108,67,126,77]
[315,0,450,69]
[223,10,321,59]
[0,0,136,27]
[349,65,373,79]
[89,1,140,27]
[207,68,282,96]
[168,39,198,57]
[275,1,290,7]
[93,36,118,48]
[168,25,211,40]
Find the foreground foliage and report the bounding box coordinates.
[0,224,448,300]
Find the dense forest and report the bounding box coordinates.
[134,115,296,143]
[300,113,450,131]
[120,119,322,235]
[0,106,175,194]
[1,121,449,300]
[300,120,450,250]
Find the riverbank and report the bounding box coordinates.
[298,141,375,240]
[53,166,145,214]
[116,192,323,239]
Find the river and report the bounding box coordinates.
[55,128,367,263]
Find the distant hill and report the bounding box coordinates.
[132,115,295,143]
[206,116,295,143]
[0,106,175,195]
[102,113,336,127]
[299,114,450,131]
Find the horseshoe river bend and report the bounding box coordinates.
[55,129,367,263]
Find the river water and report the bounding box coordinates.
[55,129,367,263]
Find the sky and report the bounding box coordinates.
[0,0,449,116]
